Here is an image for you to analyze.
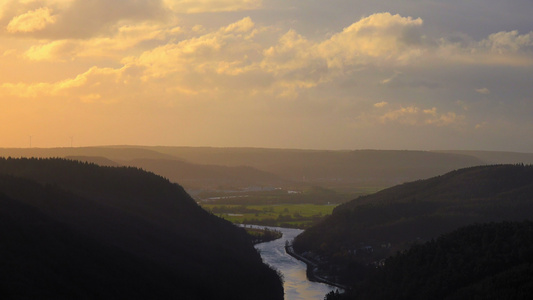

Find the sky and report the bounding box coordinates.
[1,0,532,151]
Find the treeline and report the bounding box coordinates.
[210,205,263,214]
[241,213,325,229]
[0,158,283,299]
[199,186,352,205]
[327,221,533,299]
[244,227,283,244]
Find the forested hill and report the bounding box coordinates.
[293,165,533,285]
[0,158,283,299]
[326,221,533,300]
[336,164,533,212]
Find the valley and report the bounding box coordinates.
[4,2,532,298]
[2,147,533,299]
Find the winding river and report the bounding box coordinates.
[250,226,341,300]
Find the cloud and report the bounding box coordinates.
[480,30,533,54]
[5,12,532,101]
[24,21,177,61]
[475,88,490,95]
[2,17,269,100]
[379,71,440,89]
[424,109,464,126]
[1,0,168,39]
[374,101,388,108]
[379,106,420,125]
[163,0,262,13]
[377,106,464,127]
[475,122,488,130]
[25,40,78,61]
[380,72,400,85]
[0,66,124,101]
[6,7,57,33]
[260,30,328,96]
[317,13,424,67]
[253,13,429,96]
[124,17,271,94]
[434,30,533,66]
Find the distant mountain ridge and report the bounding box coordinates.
[129,147,487,185]
[126,158,286,189]
[5,146,531,191]
[434,150,533,164]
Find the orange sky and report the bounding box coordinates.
[1,1,532,151]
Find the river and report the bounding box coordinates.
[250,226,341,300]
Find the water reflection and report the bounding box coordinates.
[251,226,340,300]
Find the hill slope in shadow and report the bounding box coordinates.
[0,158,283,299]
[325,221,533,300]
[293,164,533,286]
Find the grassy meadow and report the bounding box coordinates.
[201,203,338,229]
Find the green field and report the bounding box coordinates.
[201,203,338,229]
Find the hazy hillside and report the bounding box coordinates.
[0,158,283,299]
[435,150,533,165]
[119,147,487,187]
[293,165,533,285]
[326,221,533,300]
[3,146,533,194]
[123,158,287,189]
[1,146,495,191]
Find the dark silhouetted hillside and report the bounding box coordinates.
[293,165,533,286]
[0,146,174,161]
[65,155,122,167]
[326,221,533,300]
[0,158,283,299]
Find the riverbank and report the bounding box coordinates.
[285,243,349,290]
